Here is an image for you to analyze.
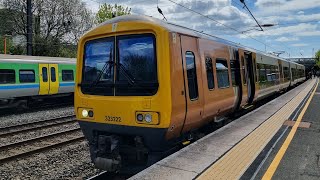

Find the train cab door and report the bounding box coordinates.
[180,35,204,133]
[48,64,59,94]
[39,64,49,95]
[244,51,255,104]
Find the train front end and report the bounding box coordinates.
[75,16,172,172]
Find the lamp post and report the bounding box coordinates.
[3,34,11,55]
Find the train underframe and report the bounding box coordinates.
[78,121,180,173]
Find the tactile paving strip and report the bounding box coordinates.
[197,79,317,180]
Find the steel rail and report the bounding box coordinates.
[0,115,76,137]
[0,128,84,163]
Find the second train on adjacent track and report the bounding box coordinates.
[75,15,305,172]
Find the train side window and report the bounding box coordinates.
[0,69,15,84]
[185,51,198,100]
[205,56,214,90]
[62,70,74,81]
[283,67,290,82]
[266,65,272,82]
[216,59,230,88]
[291,68,295,80]
[19,70,35,83]
[258,63,266,82]
[42,67,48,82]
[51,67,56,82]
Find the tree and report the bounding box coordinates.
[1,0,94,57]
[95,4,131,24]
[315,50,320,67]
[316,50,320,62]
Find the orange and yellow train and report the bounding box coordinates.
[75,15,305,172]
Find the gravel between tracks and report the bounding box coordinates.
[0,122,80,146]
[0,106,74,128]
[0,140,101,179]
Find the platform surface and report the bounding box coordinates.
[253,79,320,180]
[129,79,317,180]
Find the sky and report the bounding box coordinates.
[83,0,320,58]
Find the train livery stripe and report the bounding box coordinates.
[59,82,75,87]
[0,82,74,90]
[0,84,39,90]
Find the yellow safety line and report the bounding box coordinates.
[262,80,319,180]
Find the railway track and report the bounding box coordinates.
[0,115,84,163]
[0,115,76,137]
[0,128,84,163]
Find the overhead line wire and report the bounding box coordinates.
[166,0,278,52]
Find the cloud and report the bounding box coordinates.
[291,43,308,47]
[297,11,304,15]
[255,0,320,14]
[240,23,319,38]
[82,0,318,58]
[275,37,299,42]
[165,0,254,35]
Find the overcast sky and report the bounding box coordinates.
[83,0,320,58]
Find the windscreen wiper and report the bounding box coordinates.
[90,47,114,88]
[118,62,136,85]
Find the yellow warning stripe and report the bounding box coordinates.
[197,80,316,180]
[262,80,319,180]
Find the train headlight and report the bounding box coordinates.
[135,112,159,125]
[145,114,152,123]
[82,109,88,117]
[137,114,144,122]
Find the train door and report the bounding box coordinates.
[38,64,59,95]
[239,50,248,106]
[49,64,59,94]
[180,35,204,133]
[244,51,255,104]
[230,50,242,111]
[39,64,49,95]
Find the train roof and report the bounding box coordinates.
[100,15,302,66]
[0,54,76,64]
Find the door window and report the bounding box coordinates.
[241,56,247,85]
[185,51,198,100]
[205,57,214,90]
[42,67,48,82]
[51,67,56,82]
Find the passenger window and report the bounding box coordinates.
[205,57,214,90]
[42,67,48,82]
[51,67,56,82]
[216,59,230,88]
[266,65,272,82]
[258,63,266,82]
[62,70,74,81]
[0,69,15,84]
[19,70,35,83]
[185,51,198,100]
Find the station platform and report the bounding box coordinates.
[129,78,319,180]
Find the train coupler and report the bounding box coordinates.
[94,135,121,172]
